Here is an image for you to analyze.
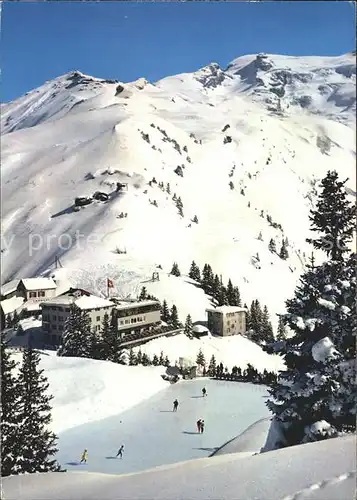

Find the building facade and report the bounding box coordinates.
[114,300,161,339]
[17,278,57,301]
[41,288,114,346]
[206,306,247,337]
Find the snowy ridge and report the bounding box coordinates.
[1,53,355,327]
[3,435,355,500]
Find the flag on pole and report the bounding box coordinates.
[107,278,114,289]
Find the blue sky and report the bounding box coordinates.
[2,1,355,102]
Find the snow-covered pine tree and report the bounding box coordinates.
[268,238,277,253]
[279,240,289,260]
[208,354,217,376]
[218,286,229,306]
[164,355,170,367]
[136,349,143,365]
[188,261,201,282]
[233,287,242,306]
[139,287,148,301]
[226,279,235,305]
[141,353,151,366]
[266,170,356,447]
[260,305,274,344]
[161,299,170,323]
[17,339,61,473]
[276,316,287,340]
[152,353,159,366]
[1,336,22,476]
[169,304,180,328]
[166,182,171,194]
[159,350,165,365]
[57,304,92,358]
[201,264,214,294]
[128,348,137,366]
[184,314,193,338]
[212,274,222,302]
[170,262,181,277]
[196,348,206,368]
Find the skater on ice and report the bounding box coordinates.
[200,420,205,433]
[173,399,179,412]
[80,449,88,464]
[116,445,124,459]
[196,419,202,433]
[202,387,207,397]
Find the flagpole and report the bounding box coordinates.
[107,278,109,299]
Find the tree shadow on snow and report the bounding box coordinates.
[182,431,200,435]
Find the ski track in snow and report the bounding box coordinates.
[281,470,356,500]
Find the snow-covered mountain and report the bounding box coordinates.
[1,53,355,326]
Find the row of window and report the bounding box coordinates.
[119,315,146,326]
[29,291,46,298]
[116,304,160,318]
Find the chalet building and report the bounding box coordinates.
[206,306,247,337]
[41,288,114,346]
[113,300,161,339]
[1,277,58,329]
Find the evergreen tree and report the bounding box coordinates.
[208,354,217,376]
[161,299,170,323]
[184,314,193,338]
[159,350,165,365]
[1,335,22,476]
[136,349,143,365]
[89,328,102,360]
[277,316,287,341]
[170,262,181,277]
[192,215,199,224]
[212,274,222,301]
[164,355,170,367]
[249,300,263,343]
[141,353,151,366]
[260,305,274,344]
[166,182,171,194]
[100,312,123,363]
[17,340,61,473]
[258,231,263,241]
[226,279,235,305]
[139,287,147,301]
[169,304,180,328]
[233,287,242,306]
[218,286,229,306]
[266,170,356,447]
[188,261,201,282]
[196,348,206,367]
[128,349,137,366]
[279,240,289,260]
[57,304,92,358]
[152,354,159,366]
[201,264,214,294]
[307,170,355,261]
[269,238,277,253]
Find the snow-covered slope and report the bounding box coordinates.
[11,352,168,433]
[3,435,355,500]
[1,53,355,326]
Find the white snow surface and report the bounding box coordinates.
[11,352,169,433]
[3,435,355,500]
[311,337,339,363]
[131,332,284,372]
[1,53,355,330]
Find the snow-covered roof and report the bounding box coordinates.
[41,294,114,310]
[115,300,160,311]
[206,306,248,314]
[0,296,24,315]
[20,278,57,291]
[1,279,20,297]
[192,324,209,333]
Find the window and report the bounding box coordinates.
[125,320,130,325]
[96,316,100,322]
[53,324,57,330]
[53,315,57,321]
[38,291,45,297]
[58,316,64,322]
[65,308,70,312]
[120,320,124,325]
[29,291,37,298]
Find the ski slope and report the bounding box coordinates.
[1,53,355,330]
[56,378,270,475]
